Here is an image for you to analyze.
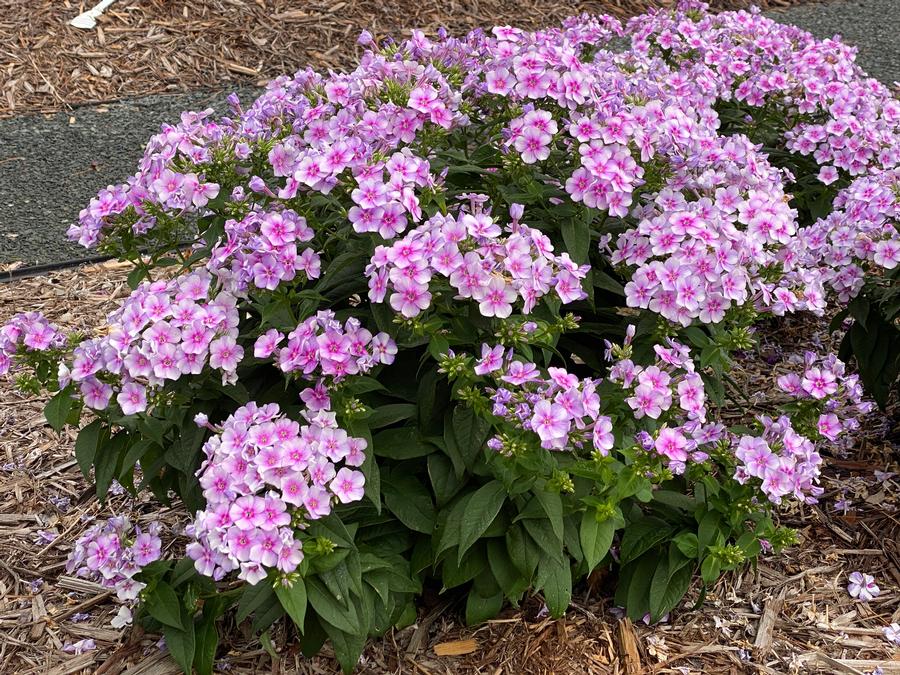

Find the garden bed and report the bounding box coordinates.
[1,263,897,675]
[1,0,820,118]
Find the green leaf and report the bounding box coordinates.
[697,511,720,553]
[321,623,367,674]
[536,555,572,618]
[427,453,465,507]
[458,481,507,563]
[236,579,275,623]
[848,296,870,330]
[652,490,697,512]
[533,489,564,543]
[486,540,528,600]
[372,427,435,460]
[505,524,540,580]
[673,532,700,559]
[649,557,693,622]
[383,471,435,534]
[366,404,417,429]
[259,295,297,331]
[441,545,488,588]
[251,599,285,634]
[44,385,75,432]
[307,578,359,634]
[118,438,154,491]
[561,215,590,265]
[427,333,451,362]
[275,577,307,633]
[522,516,563,558]
[700,555,722,585]
[193,612,219,675]
[342,376,387,395]
[145,582,185,630]
[163,619,196,674]
[95,432,129,501]
[466,588,504,625]
[619,517,672,564]
[164,420,205,475]
[593,269,625,295]
[448,406,490,470]
[580,511,616,573]
[74,419,104,478]
[624,555,657,620]
[127,264,147,289]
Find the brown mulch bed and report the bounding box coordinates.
[1,262,899,674]
[0,0,818,119]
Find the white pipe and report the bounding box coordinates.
[69,0,117,29]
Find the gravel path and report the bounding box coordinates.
[1,0,897,267]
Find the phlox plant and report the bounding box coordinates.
[2,2,896,672]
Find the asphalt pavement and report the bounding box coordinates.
[0,0,897,266]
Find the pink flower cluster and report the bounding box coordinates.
[477,345,612,453]
[776,351,872,443]
[607,340,728,473]
[475,334,723,475]
[185,402,366,584]
[0,312,66,375]
[68,109,223,248]
[366,203,589,318]
[260,311,397,386]
[625,1,900,306]
[732,417,823,505]
[63,270,242,413]
[66,516,163,602]
[209,208,321,295]
[57,1,899,335]
[612,136,812,325]
[797,170,900,302]
[733,352,871,504]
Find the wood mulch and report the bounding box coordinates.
[1,262,898,674]
[0,0,816,119]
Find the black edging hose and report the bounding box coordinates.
[1,253,116,283]
[1,237,198,283]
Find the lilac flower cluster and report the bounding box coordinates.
[0,312,66,375]
[607,341,732,474]
[625,2,900,304]
[55,1,899,334]
[185,402,366,585]
[613,139,810,325]
[63,270,241,414]
[366,203,588,318]
[66,516,162,602]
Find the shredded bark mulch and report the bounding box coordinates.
[1,0,816,119]
[1,263,898,674]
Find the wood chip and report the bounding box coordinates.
[1,0,826,118]
[616,618,642,674]
[753,589,785,654]
[433,638,478,656]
